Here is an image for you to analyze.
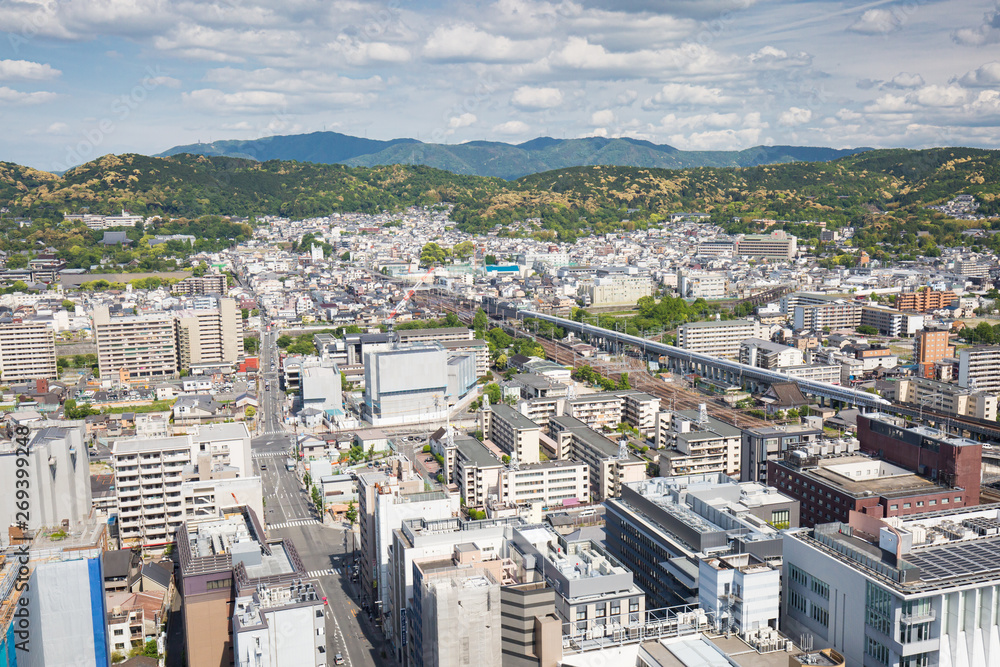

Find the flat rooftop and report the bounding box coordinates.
[784,454,956,498]
[490,403,541,430]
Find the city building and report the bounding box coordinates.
[739,338,804,370]
[734,231,797,260]
[677,320,766,358]
[860,305,925,337]
[548,415,646,500]
[564,392,624,432]
[0,423,92,547]
[499,581,563,667]
[781,504,1000,667]
[858,414,982,503]
[676,269,727,299]
[605,476,796,609]
[438,338,490,378]
[175,299,244,369]
[395,327,473,345]
[172,274,228,296]
[793,301,861,332]
[94,305,178,380]
[913,329,954,378]
[954,258,990,277]
[769,448,971,527]
[740,423,825,483]
[363,345,449,426]
[0,321,57,382]
[698,552,781,637]
[585,274,653,307]
[481,404,542,465]
[655,407,742,478]
[884,375,997,421]
[502,460,590,508]
[897,289,957,313]
[177,508,307,667]
[232,580,326,667]
[957,345,1000,394]
[618,391,661,438]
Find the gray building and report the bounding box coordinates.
[741,423,824,483]
[363,345,449,426]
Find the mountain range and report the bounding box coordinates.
[158,131,871,180]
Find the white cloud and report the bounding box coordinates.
[590,109,615,125]
[492,120,530,135]
[885,72,924,89]
[511,86,563,110]
[0,60,60,81]
[448,113,477,129]
[778,107,812,126]
[667,128,765,151]
[424,24,545,63]
[912,85,968,108]
[953,4,1000,45]
[967,89,1000,114]
[46,122,69,134]
[0,86,57,104]
[548,37,736,78]
[959,62,1000,86]
[864,93,913,113]
[343,42,411,66]
[182,89,288,113]
[643,83,731,109]
[147,75,181,88]
[748,46,812,69]
[615,89,638,106]
[848,9,900,35]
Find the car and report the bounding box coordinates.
[322,597,329,606]
[334,654,344,665]
[260,464,267,470]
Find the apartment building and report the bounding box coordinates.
[438,338,489,378]
[734,230,797,259]
[780,363,843,385]
[565,391,624,431]
[954,258,990,277]
[860,305,924,337]
[677,319,765,358]
[780,292,845,317]
[0,321,57,382]
[676,269,727,299]
[586,274,653,306]
[502,460,590,507]
[618,391,661,437]
[885,375,997,421]
[481,403,542,465]
[793,301,861,332]
[896,289,957,313]
[232,581,326,667]
[913,329,954,378]
[957,345,1000,394]
[739,338,804,369]
[171,274,227,296]
[94,305,178,379]
[395,327,472,345]
[175,299,244,368]
[741,423,825,483]
[655,408,742,478]
[548,415,646,500]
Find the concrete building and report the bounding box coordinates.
[619,391,661,438]
[741,423,825,483]
[677,319,765,358]
[605,475,797,609]
[897,289,957,313]
[957,345,1000,394]
[363,345,449,426]
[500,581,563,667]
[175,299,244,369]
[439,338,490,378]
[781,504,1000,667]
[913,329,954,378]
[734,231,797,259]
[548,415,646,501]
[739,338,804,370]
[0,321,57,382]
[793,301,861,332]
[232,581,326,667]
[699,552,781,637]
[395,327,472,345]
[885,375,997,421]
[954,258,990,277]
[0,423,92,547]
[445,352,477,404]
[177,508,307,667]
[482,404,542,465]
[769,448,970,527]
[676,269,727,299]
[655,408,742,478]
[860,305,924,337]
[858,414,982,503]
[172,274,228,296]
[564,392,624,431]
[300,364,343,417]
[94,305,178,379]
[502,460,590,508]
[586,274,653,307]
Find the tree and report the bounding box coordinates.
[303,471,312,488]
[244,337,260,354]
[61,299,75,310]
[340,251,351,261]
[419,242,448,267]
[473,308,488,332]
[496,353,508,370]
[345,500,358,525]
[241,308,249,320]
[484,383,502,405]
[452,240,475,261]
[484,254,498,266]
[245,406,256,419]
[856,325,879,336]
[617,372,630,390]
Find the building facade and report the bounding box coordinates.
[0,321,57,382]
[94,305,178,379]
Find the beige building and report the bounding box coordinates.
[0,320,57,382]
[94,305,178,380]
[175,298,244,369]
[887,376,997,421]
[481,403,542,465]
[548,415,646,500]
[585,274,654,307]
[734,230,797,259]
[677,319,765,358]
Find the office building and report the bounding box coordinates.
[175,299,244,369]
[232,581,326,667]
[605,476,796,609]
[548,415,646,501]
[500,582,563,667]
[793,301,861,332]
[655,408,742,478]
[858,414,982,503]
[178,508,307,667]
[0,423,92,547]
[481,404,542,465]
[885,375,997,421]
[586,274,653,307]
[94,305,178,379]
[781,505,1000,667]
[734,231,797,259]
[363,345,449,426]
[860,305,924,337]
[411,565,501,667]
[698,552,781,637]
[913,329,954,378]
[957,345,1000,394]
[897,289,957,313]
[677,319,765,358]
[769,448,970,527]
[739,338,804,369]
[0,321,57,382]
[741,423,825,483]
[172,274,228,296]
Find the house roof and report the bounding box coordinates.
[141,561,173,589]
[102,549,138,579]
[763,381,808,407]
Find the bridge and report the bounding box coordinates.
[517,310,893,410]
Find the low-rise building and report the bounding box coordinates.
[677,319,766,358]
[548,415,646,500]
[232,581,326,667]
[655,407,742,478]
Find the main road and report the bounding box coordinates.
[251,317,381,667]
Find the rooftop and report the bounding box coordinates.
[490,403,541,430]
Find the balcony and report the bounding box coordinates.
[900,608,936,624]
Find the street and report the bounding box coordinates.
[252,319,381,667]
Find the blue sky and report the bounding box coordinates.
[1,0,999,171]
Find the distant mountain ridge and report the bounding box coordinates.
[158,131,870,179]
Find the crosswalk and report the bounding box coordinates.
[253,451,283,459]
[267,518,321,529]
[306,568,340,578]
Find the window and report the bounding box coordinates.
[811,577,830,600]
[789,590,807,614]
[114,629,124,636]
[865,582,893,636]
[916,501,924,507]
[900,621,932,644]
[810,603,829,628]
[629,598,640,613]
[903,503,911,509]
[789,564,809,587]
[206,578,232,591]
[770,509,790,529]
[929,499,936,506]
[901,653,931,667]
[956,497,962,502]
[942,498,949,504]
[595,604,606,618]
[865,637,890,666]
[611,601,620,616]
[576,609,587,621]
[890,504,898,510]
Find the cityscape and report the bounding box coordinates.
[2,1,1000,667]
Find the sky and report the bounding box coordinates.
[1,0,999,171]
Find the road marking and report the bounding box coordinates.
[252,451,283,459]
[267,518,321,529]
[308,568,336,577]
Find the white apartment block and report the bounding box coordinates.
[619,391,661,438]
[793,301,861,332]
[739,338,805,369]
[655,409,742,478]
[780,364,843,385]
[548,415,646,501]
[0,321,57,382]
[233,581,326,667]
[889,376,997,421]
[94,305,178,379]
[502,460,590,506]
[677,319,765,358]
[958,346,1000,394]
[481,404,542,465]
[677,269,727,299]
[860,305,925,337]
[585,275,653,307]
[565,392,624,431]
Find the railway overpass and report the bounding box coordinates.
[517,310,893,410]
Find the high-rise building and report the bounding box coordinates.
[677,319,765,358]
[0,321,57,382]
[897,289,957,313]
[793,301,861,332]
[740,423,825,483]
[957,345,1000,394]
[94,305,178,379]
[171,274,228,296]
[175,299,244,369]
[411,566,501,667]
[734,231,797,259]
[913,329,953,378]
[363,346,449,426]
[654,408,743,478]
[500,582,563,667]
